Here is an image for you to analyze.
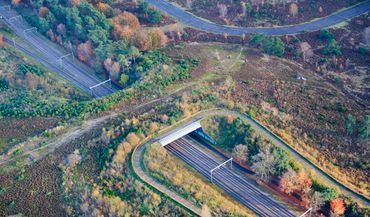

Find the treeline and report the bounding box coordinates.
[344,113,370,142]
[249,29,345,58]
[202,115,369,216]
[12,0,168,85]
[0,47,89,119]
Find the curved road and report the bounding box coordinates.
[147,0,370,36]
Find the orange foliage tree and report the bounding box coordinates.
[330,198,345,215]
[147,28,168,49]
[112,12,140,41]
[68,0,80,6]
[280,170,312,196]
[38,7,49,17]
[126,133,141,146]
[0,34,3,47]
[77,41,94,63]
[96,2,111,16]
[134,29,168,51]
[11,0,22,6]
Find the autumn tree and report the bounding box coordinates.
[147,28,168,49]
[77,41,94,63]
[161,114,169,123]
[330,198,345,216]
[134,31,151,51]
[279,170,298,194]
[0,34,3,48]
[104,58,121,79]
[65,149,82,168]
[112,12,140,41]
[38,6,49,17]
[126,133,140,146]
[11,0,22,6]
[296,171,312,194]
[149,122,159,133]
[68,0,80,6]
[279,170,312,196]
[56,24,67,36]
[113,141,132,164]
[96,2,112,16]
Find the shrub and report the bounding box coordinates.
[359,47,368,55]
[319,29,335,41]
[250,34,285,57]
[323,39,342,56]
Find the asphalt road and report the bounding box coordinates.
[0,6,116,98]
[146,0,370,36]
[165,136,297,217]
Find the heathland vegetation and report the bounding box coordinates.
[0,0,369,216]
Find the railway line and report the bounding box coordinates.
[0,6,116,97]
[165,136,297,217]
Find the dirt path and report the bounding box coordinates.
[0,82,193,169]
[0,112,118,167]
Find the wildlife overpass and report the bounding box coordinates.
[154,118,298,216]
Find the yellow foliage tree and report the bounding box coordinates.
[126,133,140,146]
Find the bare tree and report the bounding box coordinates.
[289,3,298,17]
[364,27,370,46]
[232,144,248,163]
[251,145,276,181]
[201,204,212,217]
[241,1,246,16]
[186,0,193,9]
[309,191,324,213]
[279,169,298,194]
[217,3,228,19]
